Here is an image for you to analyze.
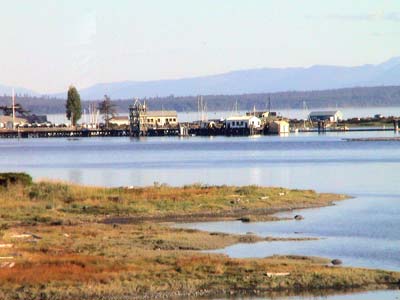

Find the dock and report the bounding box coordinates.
[344,137,400,142]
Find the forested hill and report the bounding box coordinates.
[1,85,400,115]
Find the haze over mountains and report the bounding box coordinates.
[65,56,400,100]
[2,57,400,100]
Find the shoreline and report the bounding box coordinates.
[0,174,398,300]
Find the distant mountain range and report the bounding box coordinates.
[55,56,400,100]
[2,57,400,100]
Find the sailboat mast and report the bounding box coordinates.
[12,88,15,129]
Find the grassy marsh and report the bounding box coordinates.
[0,173,398,300]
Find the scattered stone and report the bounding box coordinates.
[28,233,42,240]
[279,192,285,196]
[50,220,63,226]
[11,233,42,239]
[294,215,304,220]
[266,272,290,277]
[10,234,31,239]
[238,217,251,223]
[260,196,269,200]
[331,259,343,265]
[0,262,15,268]
[0,244,13,248]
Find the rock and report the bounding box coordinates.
[10,234,31,239]
[331,259,343,265]
[266,272,290,277]
[28,233,42,240]
[238,217,251,223]
[294,215,304,220]
[0,262,15,269]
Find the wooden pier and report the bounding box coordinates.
[0,127,185,138]
[0,128,129,138]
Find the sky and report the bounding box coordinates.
[1,0,400,94]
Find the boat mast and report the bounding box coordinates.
[12,88,15,129]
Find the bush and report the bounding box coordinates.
[0,173,32,187]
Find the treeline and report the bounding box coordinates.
[1,85,400,114]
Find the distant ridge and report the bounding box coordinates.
[2,85,400,115]
[51,56,400,100]
[1,57,400,100]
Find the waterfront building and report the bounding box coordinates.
[309,111,343,122]
[109,116,130,126]
[0,115,28,129]
[146,111,178,127]
[225,116,261,129]
[268,120,290,134]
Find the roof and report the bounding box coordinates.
[309,111,342,117]
[147,111,177,117]
[226,115,260,121]
[0,116,28,123]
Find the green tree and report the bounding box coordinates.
[66,86,82,126]
[98,94,118,128]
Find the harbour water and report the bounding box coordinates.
[1,130,399,299]
[1,131,399,193]
[206,289,399,300]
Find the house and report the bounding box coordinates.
[309,111,343,122]
[109,116,130,126]
[146,111,178,127]
[246,111,277,119]
[0,116,28,129]
[268,120,290,134]
[225,116,261,129]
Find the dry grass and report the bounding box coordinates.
[0,180,346,227]
[0,174,396,300]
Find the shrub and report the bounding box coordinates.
[0,173,32,187]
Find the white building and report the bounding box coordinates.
[309,111,343,122]
[0,116,28,129]
[109,116,130,126]
[146,111,178,127]
[225,116,261,129]
[268,120,289,134]
[110,111,178,128]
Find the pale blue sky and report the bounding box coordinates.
[1,0,400,93]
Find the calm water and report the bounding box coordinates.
[205,289,400,300]
[1,131,400,194]
[1,130,400,299]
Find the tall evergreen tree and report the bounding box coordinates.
[66,86,82,126]
[98,94,117,128]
